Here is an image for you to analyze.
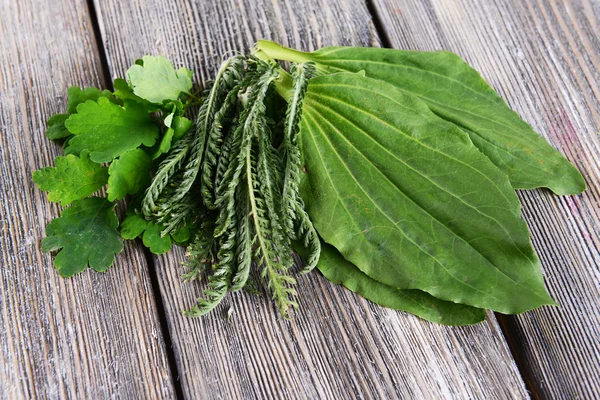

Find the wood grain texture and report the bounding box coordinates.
[93,0,530,398]
[371,0,600,398]
[0,1,176,398]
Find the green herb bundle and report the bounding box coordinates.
[141,57,320,316]
[33,41,585,325]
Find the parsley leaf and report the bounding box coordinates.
[41,197,123,277]
[170,115,192,142]
[120,213,173,254]
[107,148,151,201]
[113,78,156,109]
[32,150,108,206]
[151,115,192,159]
[170,226,191,244]
[65,97,159,163]
[127,55,193,103]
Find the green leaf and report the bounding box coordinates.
[41,197,123,277]
[151,115,193,159]
[171,226,191,244]
[107,148,152,201]
[257,41,585,195]
[64,97,159,162]
[164,107,175,128]
[142,222,172,254]
[120,213,148,240]
[46,114,71,140]
[46,87,117,141]
[171,116,192,142]
[126,55,193,103]
[299,72,555,314]
[32,150,108,206]
[153,128,176,160]
[120,212,179,252]
[315,242,486,325]
[67,86,115,113]
[113,78,155,109]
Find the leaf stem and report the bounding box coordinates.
[253,40,310,64]
[186,91,201,102]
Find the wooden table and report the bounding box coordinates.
[1,0,598,398]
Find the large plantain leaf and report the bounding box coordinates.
[298,72,555,314]
[313,241,486,325]
[257,40,585,195]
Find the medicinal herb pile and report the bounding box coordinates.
[141,57,320,316]
[33,41,585,325]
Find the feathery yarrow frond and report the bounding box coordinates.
[142,128,195,217]
[281,63,315,240]
[143,57,321,318]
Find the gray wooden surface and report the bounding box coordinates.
[0,0,175,398]
[371,1,600,398]
[1,0,598,399]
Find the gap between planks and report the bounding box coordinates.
[84,0,186,398]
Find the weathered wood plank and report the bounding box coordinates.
[0,1,176,398]
[371,0,600,398]
[93,0,530,398]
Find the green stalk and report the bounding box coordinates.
[254,40,311,64]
